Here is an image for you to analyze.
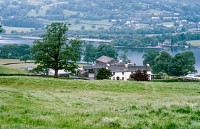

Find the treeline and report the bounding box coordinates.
[0,43,119,64]
[0,44,31,62]
[69,29,200,47]
[143,50,196,76]
[113,32,200,47]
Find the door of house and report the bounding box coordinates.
[117,76,120,80]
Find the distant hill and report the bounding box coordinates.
[0,0,200,34]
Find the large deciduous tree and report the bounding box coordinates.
[31,22,82,77]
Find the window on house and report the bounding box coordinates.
[122,72,124,75]
[113,77,115,80]
[122,77,124,80]
[113,72,115,75]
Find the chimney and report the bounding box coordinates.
[119,59,122,63]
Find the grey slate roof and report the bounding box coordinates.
[83,66,93,70]
[108,65,151,72]
[96,56,114,64]
[93,63,107,69]
[84,55,151,72]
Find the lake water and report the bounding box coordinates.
[0,35,200,74]
[0,36,34,45]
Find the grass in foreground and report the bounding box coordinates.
[0,76,200,128]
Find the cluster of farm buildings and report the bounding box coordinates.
[49,55,152,81]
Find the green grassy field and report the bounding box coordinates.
[0,59,36,71]
[187,40,200,47]
[0,65,27,74]
[0,76,199,128]
[0,59,88,71]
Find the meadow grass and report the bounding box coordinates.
[0,76,200,128]
[0,65,27,74]
[0,59,22,65]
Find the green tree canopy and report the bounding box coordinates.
[153,51,172,74]
[83,44,97,63]
[20,54,30,63]
[31,22,82,77]
[96,44,118,59]
[143,50,196,76]
[143,50,159,66]
[0,44,31,59]
[0,44,18,58]
[18,44,31,57]
[169,51,196,76]
[96,68,112,80]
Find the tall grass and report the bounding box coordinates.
[0,76,200,128]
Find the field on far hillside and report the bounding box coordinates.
[0,76,199,128]
[3,26,34,34]
[187,40,200,47]
[0,59,89,72]
[0,65,27,74]
[0,59,36,71]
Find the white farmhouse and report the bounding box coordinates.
[109,64,152,80]
[90,56,152,81]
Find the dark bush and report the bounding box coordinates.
[130,70,149,81]
[96,68,112,80]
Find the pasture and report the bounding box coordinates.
[0,59,36,71]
